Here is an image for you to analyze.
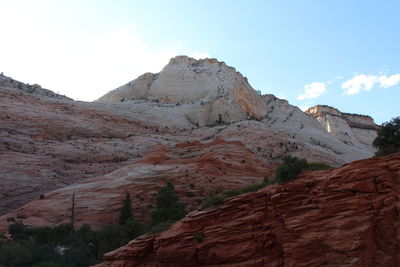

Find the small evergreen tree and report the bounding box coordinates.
[151,181,186,226]
[373,117,400,156]
[118,193,133,225]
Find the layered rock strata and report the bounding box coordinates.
[0,139,275,232]
[97,153,400,267]
[306,105,379,148]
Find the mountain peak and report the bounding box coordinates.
[96,55,268,126]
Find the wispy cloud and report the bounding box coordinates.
[342,73,400,95]
[297,82,327,100]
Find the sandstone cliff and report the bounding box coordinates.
[306,105,378,148]
[96,56,269,126]
[97,153,400,267]
[0,57,379,218]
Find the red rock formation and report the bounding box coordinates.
[0,139,275,232]
[97,153,400,267]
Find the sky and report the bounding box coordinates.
[0,0,399,124]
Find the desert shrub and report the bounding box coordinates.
[275,155,308,184]
[203,194,226,207]
[221,189,241,198]
[306,162,332,170]
[373,117,400,156]
[7,215,30,241]
[150,181,186,226]
[241,183,265,193]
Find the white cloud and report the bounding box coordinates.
[379,74,400,88]
[342,73,400,95]
[297,82,327,100]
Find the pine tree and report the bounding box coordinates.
[118,193,133,225]
[151,181,186,226]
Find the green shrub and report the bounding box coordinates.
[373,117,400,156]
[203,194,226,208]
[221,189,241,198]
[275,155,308,184]
[241,183,265,193]
[306,162,332,170]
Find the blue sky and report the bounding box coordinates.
[0,0,399,124]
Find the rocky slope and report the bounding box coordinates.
[0,139,275,231]
[0,56,378,226]
[97,56,269,126]
[0,74,192,214]
[306,105,379,149]
[97,153,400,267]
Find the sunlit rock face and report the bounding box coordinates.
[305,105,378,150]
[0,57,379,230]
[96,56,269,126]
[96,153,400,267]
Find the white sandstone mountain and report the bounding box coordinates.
[97,55,377,163]
[97,56,268,126]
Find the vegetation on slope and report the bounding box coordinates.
[203,155,331,208]
[373,116,400,156]
[0,181,185,267]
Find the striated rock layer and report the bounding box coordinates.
[0,56,379,224]
[97,153,400,267]
[0,139,275,231]
[305,105,379,149]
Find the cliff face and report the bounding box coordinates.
[96,56,269,126]
[0,139,275,232]
[305,105,378,149]
[97,153,400,267]
[0,56,379,229]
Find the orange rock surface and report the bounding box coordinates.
[0,139,275,231]
[97,153,400,267]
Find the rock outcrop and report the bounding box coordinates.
[305,105,379,149]
[0,58,380,218]
[96,56,269,126]
[97,153,400,267]
[0,139,275,232]
[262,95,376,163]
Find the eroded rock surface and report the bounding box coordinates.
[97,153,400,267]
[0,139,275,231]
[0,57,378,223]
[96,56,269,126]
[306,105,378,149]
